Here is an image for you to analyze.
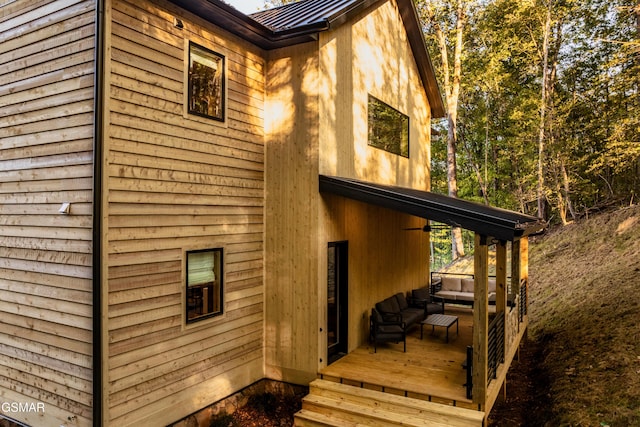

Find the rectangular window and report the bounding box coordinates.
[186,248,223,323]
[367,95,409,157]
[188,42,225,121]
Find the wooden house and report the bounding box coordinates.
[0,0,544,426]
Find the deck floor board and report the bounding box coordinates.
[321,307,475,406]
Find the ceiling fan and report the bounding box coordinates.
[403,223,450,232]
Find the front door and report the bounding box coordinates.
[327,241,348,364]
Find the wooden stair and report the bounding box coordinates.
[294,379,485,427]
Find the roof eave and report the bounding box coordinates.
[397,0,445,118]
[319,175,546,242]
[166,0,327,49]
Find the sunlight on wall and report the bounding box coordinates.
[352,2,414,185]
[319,38,338,175]
[317,0,432,189]
[265,59,295,136]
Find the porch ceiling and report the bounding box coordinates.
[319,175,546,242]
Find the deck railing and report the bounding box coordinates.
[464,311,506,400]
[488,312,505,381]
[465,346,473,399]
[519,279,527,323]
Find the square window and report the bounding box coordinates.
[367,95,409,157]
[186,248,223,323]
[188,43,225,121]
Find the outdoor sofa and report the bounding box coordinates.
[375,292,425,331]
[430,274,518,308]
[370,292,427,352]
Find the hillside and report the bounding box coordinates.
[490,204,640,426]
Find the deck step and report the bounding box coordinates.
[294,379,484,427]
[294,409,362,427]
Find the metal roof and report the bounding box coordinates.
[249,0,364,31]
[167,0,445,117]
[319,175,546,241]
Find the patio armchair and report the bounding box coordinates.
[410,286,445,317]
[375,293,424,332]
[369,308,406,353]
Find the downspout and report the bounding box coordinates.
[93,0,106,424]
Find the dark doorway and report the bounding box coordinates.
[327,241,348,364]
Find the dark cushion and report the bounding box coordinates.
[395,293,409,310]
[371,308,384,324]
[377,296,401,314]
[378,324,404,334]
[388,296,400,313]
[412,287,430,301]
[401,307,424,326]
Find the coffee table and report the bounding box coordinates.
[421,314,459,343]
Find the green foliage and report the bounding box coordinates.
[420,0,639,221]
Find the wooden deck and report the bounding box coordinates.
[319,307,478,410]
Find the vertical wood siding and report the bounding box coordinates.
[105,0,265,424]
[265,0,432,385]
[0,0,96,426]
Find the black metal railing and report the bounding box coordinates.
[465,345,473,399]
[519,279,527,323]
[488,312,505,382]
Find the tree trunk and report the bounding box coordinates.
[537,3,551,221]
[423,0,467,259]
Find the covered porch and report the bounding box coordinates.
[302,176,545,425]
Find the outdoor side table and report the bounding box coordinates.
[421,314,459,343]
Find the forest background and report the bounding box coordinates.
[250,0,640,268]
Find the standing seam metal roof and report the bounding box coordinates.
[249,0,362,31]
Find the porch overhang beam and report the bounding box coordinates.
[319,176,546,242]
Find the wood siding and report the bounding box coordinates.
[104,0,265,425]
[320,196,429,353]
[0,1,96,426]
[264,41,321,385]
[265,0,431,385]
[318,0,431,188]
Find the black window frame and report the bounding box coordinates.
[367,94,410,158]
[185,248,224,324]
[188,42,226,122]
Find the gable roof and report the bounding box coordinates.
[166,0,445,117]
[319,175,546,241]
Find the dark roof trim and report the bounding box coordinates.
[396,0,445,118]
[167,0,329,49]
[319,175,546,241]
[167,0,445,118]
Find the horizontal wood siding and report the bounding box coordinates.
[106,0,265,425]
[0,1,96,426]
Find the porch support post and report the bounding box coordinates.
[496,240,507,352]
[495,240,508,315]
[511,238,530,325]
[472,233,489,407]
[511,240,521,308]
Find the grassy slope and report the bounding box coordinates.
[527,205,640,426]
[441,205,640,426]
